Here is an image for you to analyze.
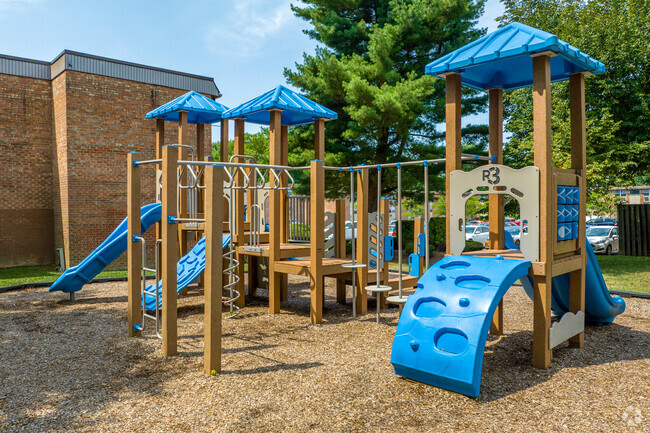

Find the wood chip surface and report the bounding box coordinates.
[0,277,648,432]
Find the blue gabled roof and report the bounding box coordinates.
[425,22,605,91]
[222,85,338,126]
[146,91,229,124]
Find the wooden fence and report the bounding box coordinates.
[618,204,650,256]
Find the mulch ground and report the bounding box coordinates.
[0,276,648,432]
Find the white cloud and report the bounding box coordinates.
[205,0,299,57]
[0,0,42,16]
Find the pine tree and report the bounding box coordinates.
[285,0,487,204]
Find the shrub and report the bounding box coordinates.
[463,240,484,252]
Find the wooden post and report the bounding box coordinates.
[532,54,553,368]
[156,119,165,159]
[268,110,282,314]
[162,145,179,356]
[488,88,505,336]
[356,168,369,314]
[314,118,325,161]
[155,119,165,242]
[569,72,587,348]
[197,123,205,160]
[280,125,289,302]
[310,159,325,324]
[199,155,213,288]
[445,73,462,254]
[127,152,142,337]
[220,119,229,162]
[204,164,224,375]
[234,118,246,308]
[335,199,347,304]
[380,198,390,308]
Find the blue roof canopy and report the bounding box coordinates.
[146,91,229,124]
[425,22,605,91]
[222,85,338,126]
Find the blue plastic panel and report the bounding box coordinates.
[391,255,531,396]
[416,233,426,257]
[408,253,419,277]
[146,91,229,124]
[222,85,337,126]
[557,186,566,205]
[425,22,605,91]
[384,236,394,261]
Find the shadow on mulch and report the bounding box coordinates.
[0,300,178,431]
[478,322,650,402]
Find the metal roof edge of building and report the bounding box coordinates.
[0,53,50,66]
[51,50,216,82]
[0,50,221,97]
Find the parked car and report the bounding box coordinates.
[586,226,619,255]
[345,221,358,241]
[510,226,527,248]
[586,217,617,227]
[465,225,489,245]
[388,221,397,237]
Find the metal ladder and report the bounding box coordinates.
[135,236,163,339]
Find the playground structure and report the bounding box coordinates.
[390,22,625,396]
[48,22,627,396]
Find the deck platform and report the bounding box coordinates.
[461,248,581,277]
[236,243,311,259]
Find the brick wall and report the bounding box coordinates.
[0,69,211,269]
[58,70,211,269]
[0,74,54,267]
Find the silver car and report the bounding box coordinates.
[586,226,619,255]
[465,225,489,245]
[345,221,357,241]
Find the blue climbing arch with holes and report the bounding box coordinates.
[390,255,531,397]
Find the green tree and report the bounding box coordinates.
[285,0,488,207]
[498,0,650,214]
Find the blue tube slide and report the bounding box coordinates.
[142,235,231,311]
[49,203,162,293]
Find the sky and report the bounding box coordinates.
[0,0,505,136]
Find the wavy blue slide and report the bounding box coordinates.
[502,231,626,323]
[520,241,626,323]
[391,255,531,397]
[49,203,162,293]
[142,234,230,311]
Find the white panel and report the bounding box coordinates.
[324,212,336,258]
[549,311,585,349]
[449,165,540,261]
[367,212,384,269]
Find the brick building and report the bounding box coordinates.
[0,50,220,269]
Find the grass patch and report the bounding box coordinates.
[0,265,127,288]
[596,255,650,294]
[390,252,650,295]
